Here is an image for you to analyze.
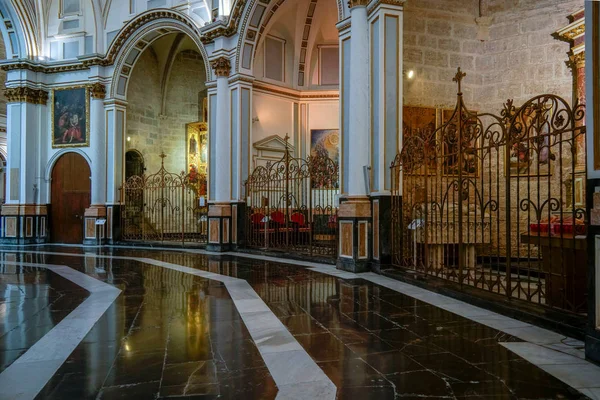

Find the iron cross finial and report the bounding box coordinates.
[284,133,290,143]
[453,67,467,93]
[159,152,167,159]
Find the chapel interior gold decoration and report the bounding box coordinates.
[186,122,208,197]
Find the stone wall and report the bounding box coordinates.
[126,49,206,175]
[404,0,582,114]
[403,0,481,109]
[476,0,581,113]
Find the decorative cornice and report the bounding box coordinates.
[4,87,49,104]
[253,81,339,100]
[90,82,106,99]
[211,57,232,77]
[555,20,585,42]
[1,10,206,74]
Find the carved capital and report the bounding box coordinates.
[211,56,231,77]
[570,51,585,69]
[4,87,49,105]
[90,82,106,99]
[348,0,369,7]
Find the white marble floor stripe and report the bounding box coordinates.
[0,252,336,400]
[0,261,122,400]
[3,248,600,397]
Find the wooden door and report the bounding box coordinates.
[51,153,91,243]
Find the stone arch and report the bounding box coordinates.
[234,0,346,75]
[107,10,211,99]
[45,149,93,183]
[0,0,38,58]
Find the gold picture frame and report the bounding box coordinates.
[51,86,90,148]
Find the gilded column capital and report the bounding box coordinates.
[569,51,585,69]
[90,82,106,99]
[348,0,369,7]
[4,87,48,105]
[211,57,231,77]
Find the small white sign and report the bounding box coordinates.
[95,219,107,225]
[199,196,206,207]
[408,219,424,230]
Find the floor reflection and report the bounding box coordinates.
[0,265,88,374]
[0,247,589,399]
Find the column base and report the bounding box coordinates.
[0,205,49,245]
[370,194,394,270]
[207,203,232,252]
[105,204,121,244]
[586,334,600,365]
[336,196,372,273]
[231,202,246,250]
[83,205,107,245]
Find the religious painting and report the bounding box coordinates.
[402,106,437,174]
[186,122,208,196]
[442,109,479,176]
[310,129,339,189]
[51,86,90,148]
[505,103,554,177]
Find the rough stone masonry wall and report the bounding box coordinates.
[476,0,582,113]
[126,49,206,175]
[403,0,482,109]
[404,0,582,113]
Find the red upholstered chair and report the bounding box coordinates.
[251,212,265,228]
[290,212,305,226]
[270,211,285,225]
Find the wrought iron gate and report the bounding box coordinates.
[391,69,587,314]
[121,154,208,243]
[245,140,339,258]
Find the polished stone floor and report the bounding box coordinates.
[0,245,597,399]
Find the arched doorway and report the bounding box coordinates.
[125,150,145,180]
[50,153,91,243]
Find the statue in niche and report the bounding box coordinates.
[189,135,198,155]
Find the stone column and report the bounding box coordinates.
[84,83,107,244]
[228,78,253,248]
[1,87,49,244]
[104,100,127,243]
[369,2,404,270]
[207,56,233,251]
[337,0,372,272]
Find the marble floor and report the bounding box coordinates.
[0,245,597,400]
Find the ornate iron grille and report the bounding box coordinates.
[245,138,339,259]
[391,68,587,314]
[120,154,208,244]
